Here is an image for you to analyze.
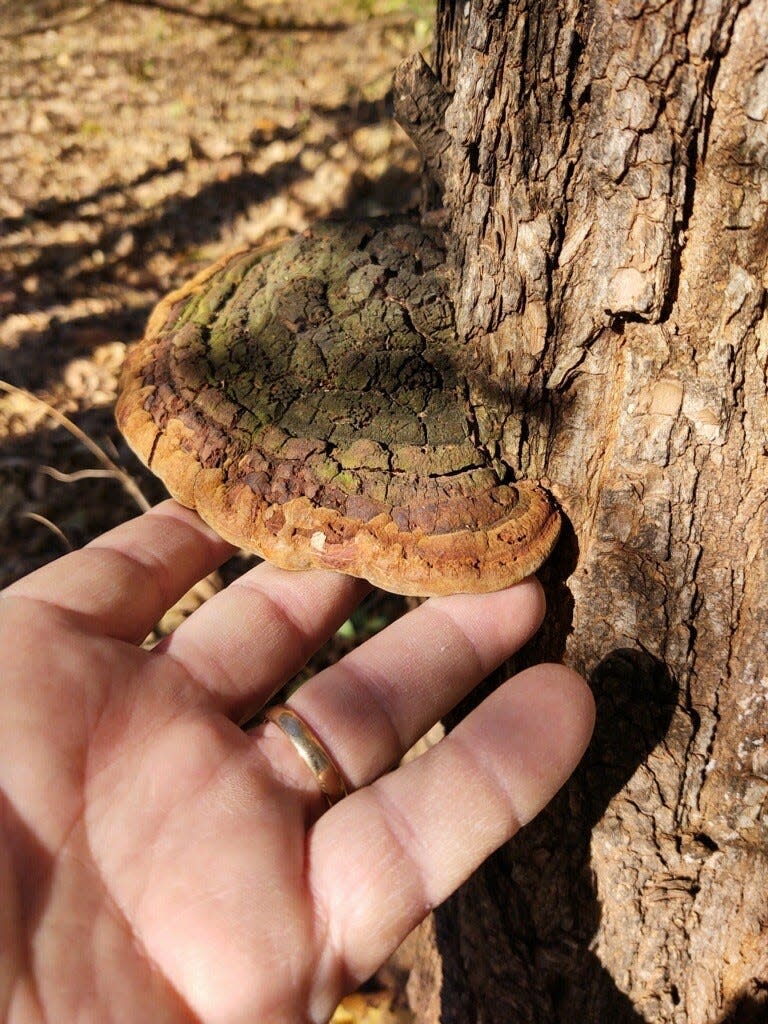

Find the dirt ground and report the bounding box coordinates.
[0,0,430,582]
[0,0,426,609]
[1,1,433,1018]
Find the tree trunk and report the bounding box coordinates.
[393,1,768,1021]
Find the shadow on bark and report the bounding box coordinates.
[434,647,679,1024]
[718,987,768,1024]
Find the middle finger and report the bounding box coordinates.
[280,577,546,790]
[154,560,369,719]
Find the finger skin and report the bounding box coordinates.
[156,562,369,720]
[307,665,595,1009]
[3,501,235,643]
[285,578,546,788]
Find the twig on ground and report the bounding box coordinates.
[0,380,150,513]
[0,1,110,40]
[115,0,350,34]
[0,0,415,41]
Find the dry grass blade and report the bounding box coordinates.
[23,512,73,551]
[143,570,223,647]
[0,380,150,513]
[42,466,128,484]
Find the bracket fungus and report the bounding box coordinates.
[116,219,560,596]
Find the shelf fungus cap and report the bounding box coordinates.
[116,220,560,597]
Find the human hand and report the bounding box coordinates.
[1,500,594,1023]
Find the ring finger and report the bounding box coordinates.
[259,577,546,794]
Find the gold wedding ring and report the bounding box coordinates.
[263,704,348,807]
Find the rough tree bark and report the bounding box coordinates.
[393,1,768,1021]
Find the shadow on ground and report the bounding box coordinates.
[0,87,418,585]
[1,90,403,388]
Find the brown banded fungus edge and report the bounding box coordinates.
[116,219,560,596]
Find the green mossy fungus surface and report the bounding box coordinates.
[145,219,520,536]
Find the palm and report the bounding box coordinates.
[1,502,593,1023]
[83,646,321,1023]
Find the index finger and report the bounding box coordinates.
[3,500,235,643]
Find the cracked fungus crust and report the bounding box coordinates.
[116,219,560,596]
